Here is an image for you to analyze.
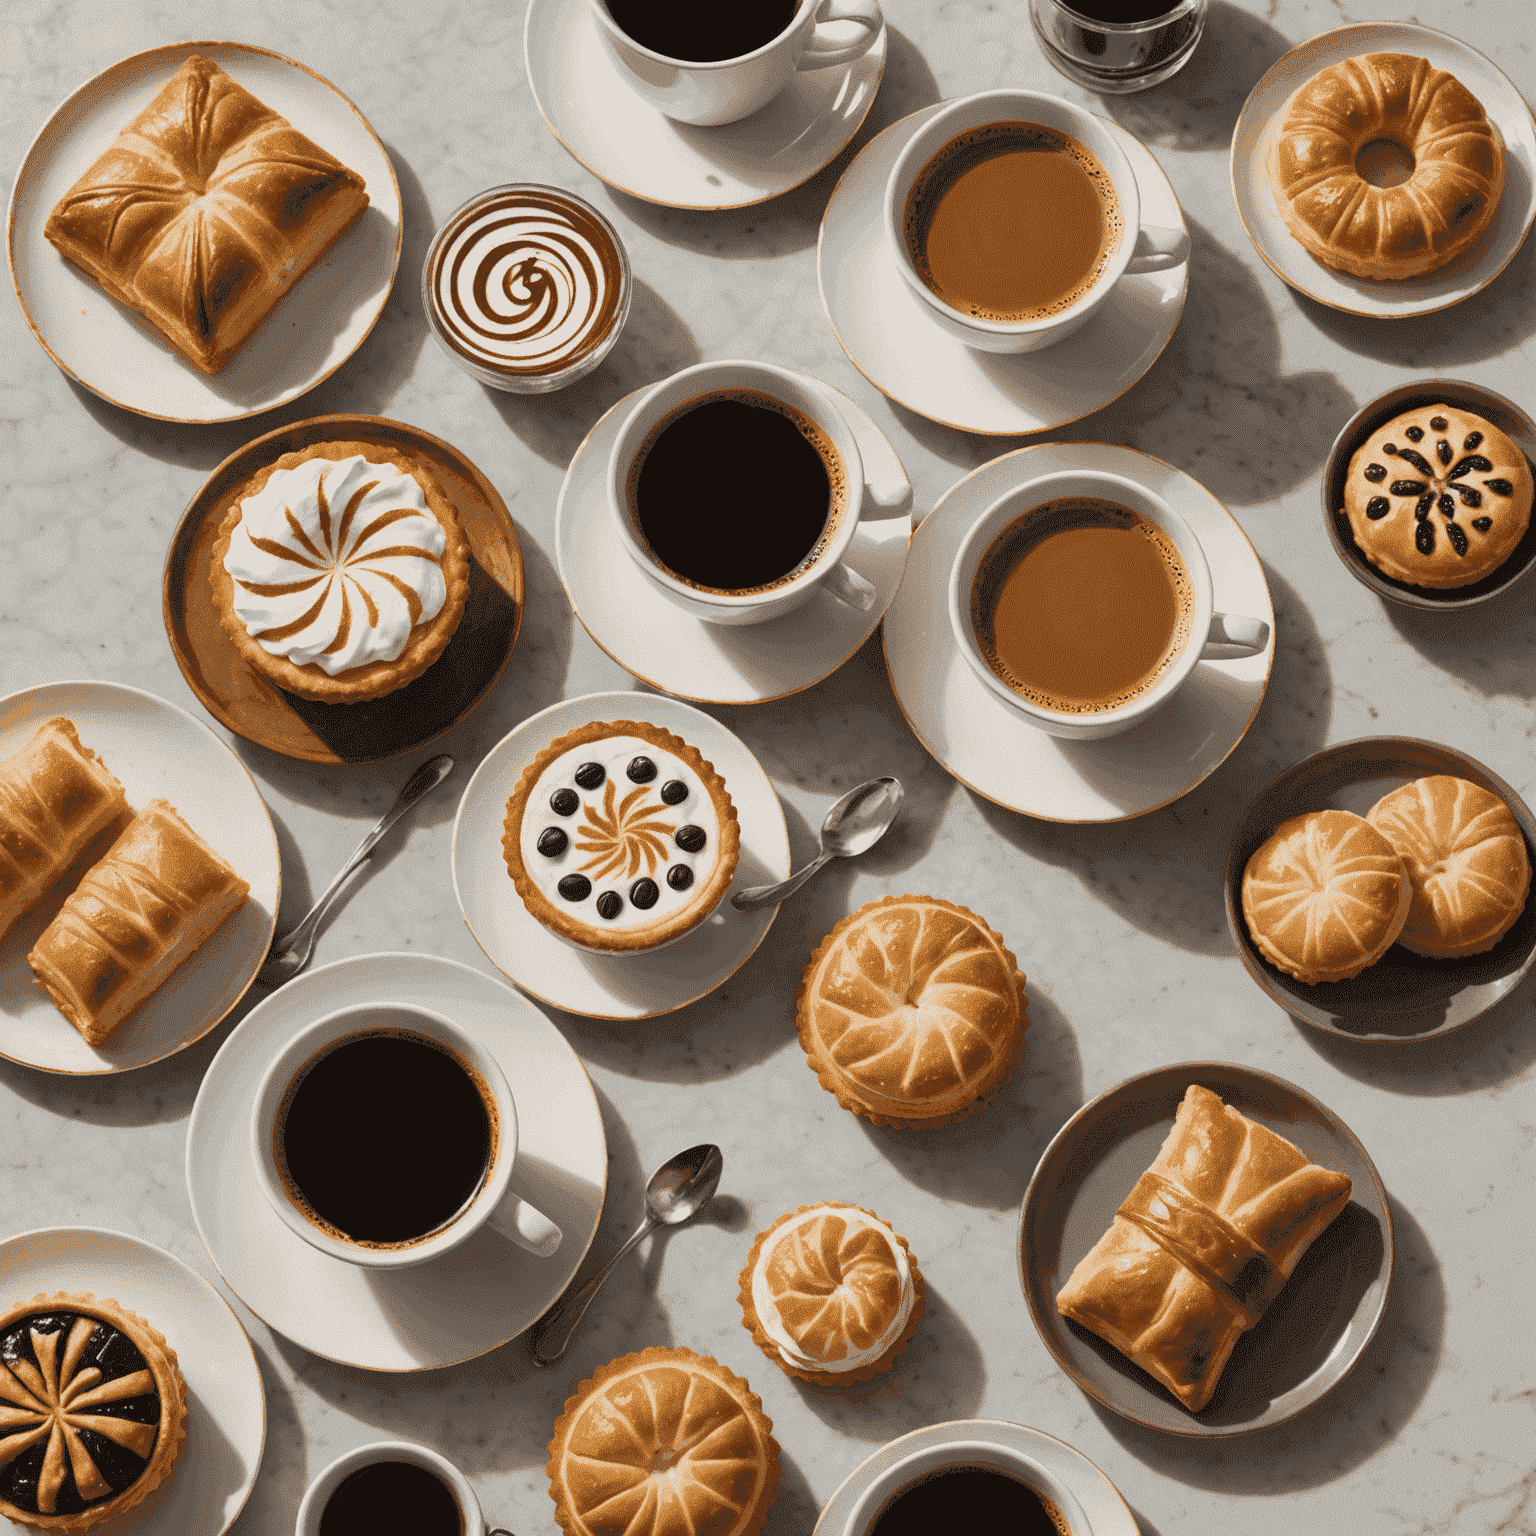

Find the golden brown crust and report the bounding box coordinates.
[736,1203,925,1387]
[546,1347,779,1536]
[208,439,471,702]
[795,895,1027,1129]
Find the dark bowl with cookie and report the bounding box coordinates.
[1322,380,1536,610]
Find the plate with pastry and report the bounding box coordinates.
[0,679,278,1075]
[0,1225,264,1536]
[7,42,400,422]
[163,413,524,765]
[1225,738,1536,1042]
[1231,23,1536,317]
[1019,1063,1393,1436]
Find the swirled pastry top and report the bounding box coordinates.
[220,455,448,675]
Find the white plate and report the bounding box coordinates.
[556,378,913,704]
[453,692,790,1018]
[813,1419,1139,1536]
[0,1226,265,1536]
[184,952,606,1371]
[883,443,1273,822]
[817,104,1188,435]
[0,680,279,1074]
[1231,22,1536,317]
[524,0,886,209]
[7,41,402,422]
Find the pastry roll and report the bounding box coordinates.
[0,719,129,941]
[28,800,249,1045]
[1056,1084,1352,1412]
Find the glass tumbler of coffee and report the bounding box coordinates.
[1029,0,1208,95]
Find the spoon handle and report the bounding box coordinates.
[730,849,833,913]
[532,1214,657,1366]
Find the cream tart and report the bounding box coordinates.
[503,720,739,952]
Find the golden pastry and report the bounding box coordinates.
[0,1291,187,1529]
[0,721,128,942]
[1268,53,1504,281]
[796,895,1026,1128]
[503,721,739,953]
[209,439,471,703]
[738,1202,924,1386]
[28,800,250,1046]
[1343,405,1533,588]
[44,55,369,375]
[1241,810,1411,983]
[1056,1084,1353,1413]
[546,1347,779,1536]
[1367,775,1531,956]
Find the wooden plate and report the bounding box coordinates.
[1018,1062,1393,1437]
[163,415,524,764]
[1224,738,1536,1041]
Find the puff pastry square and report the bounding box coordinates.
[44,54,369,375]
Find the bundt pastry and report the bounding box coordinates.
[738,1203,925,1386]
[1367,775,1531,957]
[0,1291,187,1529]
[210,440,471,703]
[1241,810,1411,984]
[43,54,369,375]
[796,895,1027,1128]
[0,721,128,943]
[1056,1084,1353,1413]
[28,800,250,1046]
[546,1347,779,1536]
[503,721,739,953]
[1342,405,1533,588]
[1268,53,1505,281]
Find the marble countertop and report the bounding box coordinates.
[3,2,1535,1533]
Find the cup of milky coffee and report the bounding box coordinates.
[423,184,630,393]
[297,1441,499,1536]
[607,359,912,627]
[588,0,884,126]
[885,89,1189,354]
[948,469,1270,740]
[250,1001,561,1267]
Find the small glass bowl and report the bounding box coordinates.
[1028,0,1208,95]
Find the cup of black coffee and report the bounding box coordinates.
[251,1002,561,1267]
[297,1440,501,1536]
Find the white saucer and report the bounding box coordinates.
[524,0,886,209]
[883,443,1273,822]
[557,379,913,704]
[453,692,790,1019]
[818,104,1188,435]
[184,952,606,1371]
[812,1419,1139,1536]
[1231,22,1536,318]
[7,42,401,423]
[0,680,279,1075]
[0,1226,265,1536]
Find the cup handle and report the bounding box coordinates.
[822,561,879,611]
[1201,613,1270,660]
[798,0,882,69]
[487,1185,562,1257]
[1125,223,1190,275]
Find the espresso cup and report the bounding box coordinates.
[948,469,1270,740]
[251,1002,561,1268]
[608,359,912,627]
[588,0,883,126]
[296,1441,511,1536]
[885,89,1190,354]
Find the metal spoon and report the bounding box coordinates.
[257,754,455,987]
[731,776,902,913]
[532,1143,724,1367]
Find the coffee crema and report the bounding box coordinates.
[320,1461,464,1536]
[904,122,1123,321]
[627,389,847,594]
[868,1467,1073,1536]
[604,0,799,62]
[971,497,1193,713]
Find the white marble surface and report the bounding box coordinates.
[3,2,1535,1534]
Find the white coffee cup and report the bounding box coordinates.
[608,359,912,627]
[295,1441,510,1536]
[885,88,1190,354]
[251,1002,561,1267]
[948,469,1270,740]
[587,0,883,126]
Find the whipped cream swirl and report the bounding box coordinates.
[223,456,447,675]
